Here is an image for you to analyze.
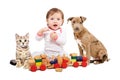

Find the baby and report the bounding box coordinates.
[33,8,66,58]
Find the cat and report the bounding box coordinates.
[10,33,31,69]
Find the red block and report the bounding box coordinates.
[82,57,88,61]
[54,63,60,68]
[61,63,67,68]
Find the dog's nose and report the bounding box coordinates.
[75,27,79,30]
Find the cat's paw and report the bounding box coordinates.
[16,63,22,67]
[23,60,29,69]
[16,60,22,67]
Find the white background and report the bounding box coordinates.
[0,0,120,80]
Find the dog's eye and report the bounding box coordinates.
[19,40,22,42]
[73,21,75,23]
[80,22,82,24]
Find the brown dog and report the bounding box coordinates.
[67,16,109,64]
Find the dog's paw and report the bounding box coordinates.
[93,61,100,64]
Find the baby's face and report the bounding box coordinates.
[47,12,63,30]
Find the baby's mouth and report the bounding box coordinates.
[53,24,58,27]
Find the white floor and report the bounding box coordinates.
[0,0,120,80]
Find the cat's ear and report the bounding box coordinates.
[25,33,29,38]
[15,33,19,39]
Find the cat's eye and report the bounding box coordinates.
[24,40,27,42]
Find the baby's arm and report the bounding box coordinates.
[50,29,66,46]
[37,27,49,36]
[56,31,66,46]
[50,32,58,41]
[36,27,49,41]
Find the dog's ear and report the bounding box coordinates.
[67,17,74,24]
[80,16,86,23]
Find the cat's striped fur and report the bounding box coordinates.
[10,33,31,68]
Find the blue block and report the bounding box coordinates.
[76,56,82,61]
[50,60,54,64]
[50,58,58,64]
[54,58,58,64]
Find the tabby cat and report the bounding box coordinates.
[10,33,31,69]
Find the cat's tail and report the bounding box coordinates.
[10,59,17,66]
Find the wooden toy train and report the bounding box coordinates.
[28,53,88,72]
[10,53,88,72]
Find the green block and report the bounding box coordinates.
[71,56,77,59]
[35,59,42,62]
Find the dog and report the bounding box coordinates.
[67,16,109,64]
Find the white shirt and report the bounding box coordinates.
[36,27,66,57]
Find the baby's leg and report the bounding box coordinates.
[31,51,44,57]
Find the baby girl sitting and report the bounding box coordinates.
[33,8,67,58]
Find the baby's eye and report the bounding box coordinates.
[50,18,54,20]
[57,18,60,20]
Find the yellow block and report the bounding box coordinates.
[36,62,42,66]
[71,59,76,63]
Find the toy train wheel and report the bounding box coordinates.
[73,62,79,68]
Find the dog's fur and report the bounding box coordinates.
[67,16,109,64]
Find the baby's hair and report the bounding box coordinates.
[46,8,64,19]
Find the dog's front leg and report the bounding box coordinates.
[76,39,84,56]
[78,44,83,56]
[86,44,91,64]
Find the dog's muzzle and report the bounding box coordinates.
[75,27,79,31]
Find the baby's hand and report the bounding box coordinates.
[37,27,49,36]
[50,32,58,41]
